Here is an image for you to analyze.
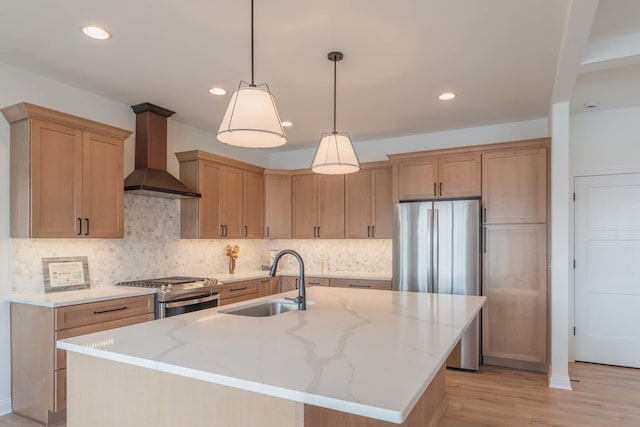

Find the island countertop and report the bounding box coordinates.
[58,287,485,424]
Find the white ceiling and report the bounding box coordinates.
[0,1,638,151]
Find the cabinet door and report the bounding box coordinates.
[258,278,271,298]
[30,119,83,237]
[220,167,243,238]
[242,170,263,238]
[317,175,344,238]
[482,148,547,224]
[292,175,318,238]
[438,154,480,198]
[281,276,299,291]
[372,168,392,238]
[82,131,124,238]
[264,174,292,239]
[199,162,223,239]
[269,277,281,295]
[345,171,372,238]
[397,159,438,201]
[482,224,547,363]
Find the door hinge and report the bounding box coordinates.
[573,326,576,336]
[573,259,576,269]
[573,192,576,201]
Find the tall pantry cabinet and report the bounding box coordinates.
[481,146,548,367]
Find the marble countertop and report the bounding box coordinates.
[9,286,157,307]
[58,287,485,423]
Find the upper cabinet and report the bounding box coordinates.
[292,174,344,239]
[345,165,392,238]
[264,173,292,239]
[391,153,481,201]
[1,102,130,238]
[482,147,547,224]
[176,151,264,239]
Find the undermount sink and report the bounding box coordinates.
[220,299,312,317]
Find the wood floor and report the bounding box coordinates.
[1,362,639,426]
[441,362,640,426]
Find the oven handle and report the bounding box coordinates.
[162,294,220,309]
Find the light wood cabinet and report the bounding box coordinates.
[219,280,260,306]
[345,166,392,238]
[1,102,130,238]
[306,277,330,287]
[330,278,392,290]
[258,277,281,297]
[482,224,547,363]
[264,173,291,239]
[177,151,265,239]
[282,276,329,290]
[482,148,547,224]
[292,174,345,239]
[393,153,480,201]
[10,295,154,424]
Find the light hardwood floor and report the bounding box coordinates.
[441,362,640,426]
[2,362,639,426]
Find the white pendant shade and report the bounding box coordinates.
[217,84,286,148]
[311,132,360,174]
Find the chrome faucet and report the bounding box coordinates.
[269,249,306,310]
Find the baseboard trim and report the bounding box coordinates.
[549,374,572,390]
[0,397,11,416]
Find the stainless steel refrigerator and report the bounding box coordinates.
[392,199,481,370]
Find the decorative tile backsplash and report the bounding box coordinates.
[11,195,392,294]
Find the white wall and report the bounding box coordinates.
[0,100,10,415]
[270,118,549,168]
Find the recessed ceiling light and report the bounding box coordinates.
[583,100,600,109]
[208,87,227,96]
[438,92,456,101]
[281,121,294,127]
[82,26,111,40]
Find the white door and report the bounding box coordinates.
[575,173,640,367]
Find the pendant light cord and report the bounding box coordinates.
[333,57,337,133]
[250,0,255,86]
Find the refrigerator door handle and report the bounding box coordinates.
[434,208,439,293]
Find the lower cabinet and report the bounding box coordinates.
[330,278,392,291]
[482,224,547,364]
[258,277,281,297]
[219,280,260,306]
[10,295,155,424]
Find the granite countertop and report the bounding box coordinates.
[9,286,157,308]
[58,287,485,423]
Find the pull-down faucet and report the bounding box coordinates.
[269,249,306,310]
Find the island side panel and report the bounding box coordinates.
[66,352,304,427]
[303,364,448,427]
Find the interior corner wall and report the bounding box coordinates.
[268,118,549,168]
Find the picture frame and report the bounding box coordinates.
[42,256,91,293]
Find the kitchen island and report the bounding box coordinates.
[58,287,485,426]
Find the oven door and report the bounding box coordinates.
[157,293,220,319]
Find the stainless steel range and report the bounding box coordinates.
[116,276,220,319]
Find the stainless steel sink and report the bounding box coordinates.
[219,299,306,317]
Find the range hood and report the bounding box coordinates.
[124,103,201,199]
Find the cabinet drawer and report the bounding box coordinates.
[55,313,154,370]
[219,281,259,300]
[330,278,391,290]
[220,292,259,306]
[306,277,330,287]
[55,295,154,331]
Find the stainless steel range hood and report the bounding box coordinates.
[124,103,201,199]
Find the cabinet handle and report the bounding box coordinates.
[85,218,90,236]
[317,226,321,238]
[483,227,487,253]
[439,182,443,196]
[224,225,228,237]
[372,225,375,237]
[266,226,270,238]
[348,284,371,288]
[77,218,82,236]
[93,306,127,315]
[313,226,317,238]
[220,225,224,237]
[244,225,248,238]
[230,286,248,292]
[483,208,487,223]
[367,225,371,238]
[309,282,320,286]
[433,182,437,197]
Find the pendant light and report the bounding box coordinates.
[311,51,360,174]
[217,0,286,148]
